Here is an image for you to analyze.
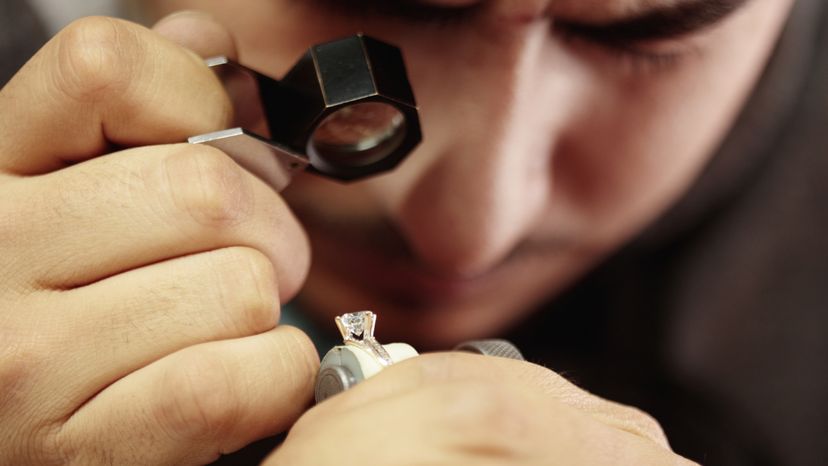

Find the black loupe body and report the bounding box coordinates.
[188,35,421,190]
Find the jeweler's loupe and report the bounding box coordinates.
[189,35,421,191]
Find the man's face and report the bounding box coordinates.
[146,0,792,348]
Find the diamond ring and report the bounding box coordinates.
[335,311,393,366]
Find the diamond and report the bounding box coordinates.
[342,313,365,335]
[336,311,376,341]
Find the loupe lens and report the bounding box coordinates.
[309,102,407,168]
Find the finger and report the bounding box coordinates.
[271,382,682,466]
[0,16,231,175]
[60,326,319,466]
[28,247,281,409]
[152,10,238,60]
[274,384,484,465]
[17,143,309,296]
[313,352,670,449]
[152,11,269,136]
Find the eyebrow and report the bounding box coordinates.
[312,0,753,41]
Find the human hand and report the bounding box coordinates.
[0,12,317,465]
[266,352,697,465]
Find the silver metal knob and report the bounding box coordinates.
[315,365,357,404]
[453,339,525,361]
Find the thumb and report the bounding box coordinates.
[152,11,270,138]
[152,10,238,60]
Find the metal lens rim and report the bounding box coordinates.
[307,102,408,170]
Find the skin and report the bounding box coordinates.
[0,0,792,464]
[147,0,794,348]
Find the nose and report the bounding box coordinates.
[371,23,577,278]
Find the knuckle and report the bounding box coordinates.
[435,383,532,458]
[41,425,78,466]
[164,145,253,229]
[611,404,670,448]
[396,352,474,386]
[14,425,65,466]
[54,17,140,101]
[0,321,56,419]
[0,334,67,464]
[154,351,240,441]
[216,248,279,334]
[0,343,37,415]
